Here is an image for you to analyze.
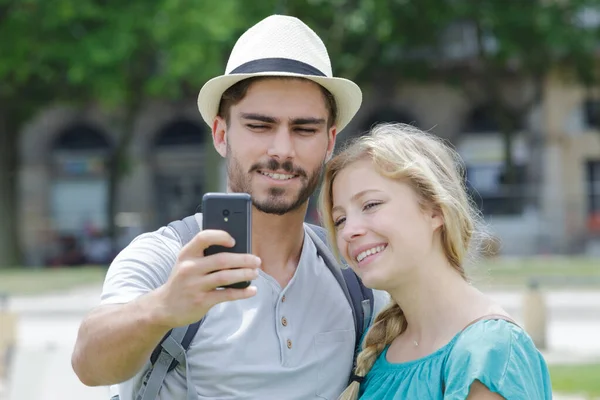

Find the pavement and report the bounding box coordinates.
[2,284,600,400]
[2,285,110,400]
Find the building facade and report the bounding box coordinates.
[16,75,600,267]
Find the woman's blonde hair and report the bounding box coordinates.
[318,123,487,400]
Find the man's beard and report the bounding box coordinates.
[226,143,324,215]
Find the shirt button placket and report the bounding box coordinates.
[280,294,291,353]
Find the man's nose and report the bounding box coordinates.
[267,127,295,161]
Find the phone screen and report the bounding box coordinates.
[201,192,252,288]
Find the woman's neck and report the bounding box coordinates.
[386,253,489,347]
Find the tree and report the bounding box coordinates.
[284,0,599,199]
[447,0,599,190]
[3,0,597,265]
[0,0,84,267]
[56,0,258,252]
[0,0,252,266]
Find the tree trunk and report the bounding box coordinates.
[106,139,122,255]
[493,105,525,214]
[494,104,522,185]
[0,110,22,267]
[106,98,140,255]
[499,116,517,186]
[525,78,546,210]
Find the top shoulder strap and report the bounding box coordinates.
[305,223,374,352]
[135,214,205,400]
[150,214,205,369]
[167,214,202,246]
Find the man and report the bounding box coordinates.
[72,14,388,400]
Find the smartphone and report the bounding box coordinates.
[201,192,253,289]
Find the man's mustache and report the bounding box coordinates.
[250,158,307,177]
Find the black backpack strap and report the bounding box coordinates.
[306,223,374,353]
[135,214,205,399]
[341,267,374,336]
[167,214,202,246]
[152,214,205,371]
[138,324,198,400]
[149,320,203,372]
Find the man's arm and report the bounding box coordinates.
[71,290,171,386]
[71,229,261,387]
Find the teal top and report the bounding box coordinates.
[359,319,552,399]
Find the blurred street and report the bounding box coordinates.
[2,285,600,400]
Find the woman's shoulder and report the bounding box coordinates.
[452,317,525,353]
[443,317,552,399]
[448,317,545,373]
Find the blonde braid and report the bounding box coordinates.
[338,302,407,400]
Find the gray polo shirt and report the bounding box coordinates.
[102,219,389,400]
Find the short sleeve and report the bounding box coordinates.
[372,289,392,320]
[443,320,552,400]
[99,226,182,306]
[358,290,391,348]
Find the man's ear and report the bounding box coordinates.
[325,126,338,162]
[212,116,227,157]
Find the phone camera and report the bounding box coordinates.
[222,209,230,217]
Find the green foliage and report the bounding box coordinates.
[451,0,599,81]
[2,0,596,119]
[0,0,252,109]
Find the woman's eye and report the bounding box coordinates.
[333,217,346,228]
[363,202,381,211]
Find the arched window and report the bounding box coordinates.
[52,123,112,151]
[463,105,499,134]
[154,120,205,147]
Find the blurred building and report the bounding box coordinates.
[18,101,223,266]
[345,73,600,257]
[16,75,600,267]
[15,9,600,265]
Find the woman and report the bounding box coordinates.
[319,123,552,399]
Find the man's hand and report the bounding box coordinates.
[153,229,261,328]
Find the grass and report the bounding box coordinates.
[0,256,598,296]
[469,256,600,289]
[550,363,600,398]
[0,266,107,296]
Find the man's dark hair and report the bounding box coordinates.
[217,76,338,129]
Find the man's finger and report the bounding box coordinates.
[200,267,260,291]
[178,229,235,259]
[205,286,258,305]
[196,252,261,275]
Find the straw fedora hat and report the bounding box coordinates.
[197,14,362,132]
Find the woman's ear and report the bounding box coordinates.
[430,207,444,231]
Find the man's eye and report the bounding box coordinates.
[296,128,316,134]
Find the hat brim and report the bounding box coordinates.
[197,71,362,132]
